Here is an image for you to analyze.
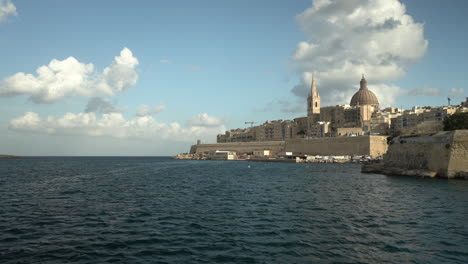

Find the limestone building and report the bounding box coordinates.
[217,74,383,142]
[216,73,464,142]
[461,97,468,107]
[317,75,380,136]
[217,120,293,143]
[390,106,458,136]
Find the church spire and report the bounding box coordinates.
[307,72,320,116]
[311,73,318,97]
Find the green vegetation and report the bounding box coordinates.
[443,112,468,131]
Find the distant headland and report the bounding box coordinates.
[0,155,18,158]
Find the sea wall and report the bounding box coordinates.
[190,141,285,154]
[364,130,468,179]
[191,136,388,158]
[284,136,388,158]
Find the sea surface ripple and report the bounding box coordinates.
[1,157,467,263]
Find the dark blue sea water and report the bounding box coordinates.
[1,157,467,263]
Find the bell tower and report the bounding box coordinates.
[307,74,320,116]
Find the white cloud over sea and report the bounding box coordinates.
[290,0,428,108]
[189,113,225,127]
[9,111,226,143]
[136,104,166,117]
[3,44,226,147]
[0,48,139,103]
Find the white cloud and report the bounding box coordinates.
[290,0,428,107]
[369,84,404,107]
[84,97,123,114]
[136,104,166,116]
[258,99,307,114]
[159,59,171,64]
[189,113,224,127]
[0,48,139,103]
[450,88,465,97]
[407,85,440,96]
[97,48,139,94]
[9,112,226,143]
[0,0,16,22]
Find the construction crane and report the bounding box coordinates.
[245,121,257,127]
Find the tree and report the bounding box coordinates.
[443,112,468,131]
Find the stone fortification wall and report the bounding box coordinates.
[448,130,468,177]
[190,141,285,154]
[191,136,388,158]
[284,136,388,158]
[381,130,468,178]
[399,121,443,136]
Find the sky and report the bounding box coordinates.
[0,0,467,156]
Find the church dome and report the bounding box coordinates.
[350,75,379,107]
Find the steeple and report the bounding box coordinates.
[311,74,318,97]
[307,73,320,116]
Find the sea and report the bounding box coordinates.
[1,157,467,263]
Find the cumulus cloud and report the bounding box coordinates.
[9,112,226,142]
[368,84,404,107]
[290,0,428,107]
[407,85,440,96]
[136,104,166,117]
[84,97,123,114]
[0,48,139,103]
[0,0,16,22]
[189,113,224,127]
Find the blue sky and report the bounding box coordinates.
[0,0,467,155]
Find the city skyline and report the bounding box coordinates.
[1,0,467,155]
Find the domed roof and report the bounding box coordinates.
[350,75,379,107]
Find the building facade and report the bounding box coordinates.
[217,74,464,142]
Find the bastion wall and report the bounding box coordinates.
[382,130,468,178]
[448,130,468,177]
[284,136,388,157]
[190,141,285,154]
[190,136,388,158]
